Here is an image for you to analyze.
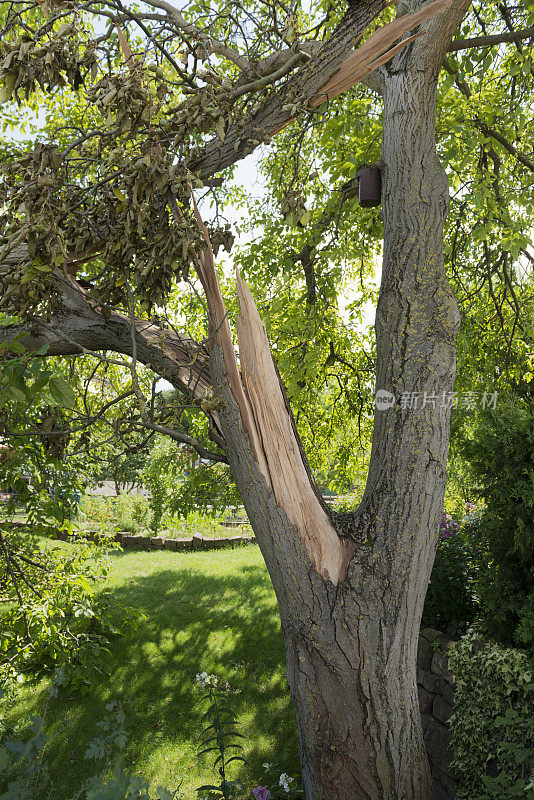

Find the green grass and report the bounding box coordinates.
[4,545,299,798]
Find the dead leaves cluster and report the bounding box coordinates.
[0,31,97,103]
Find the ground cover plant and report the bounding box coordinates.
[2,545,300,799]
[448,631,534,800]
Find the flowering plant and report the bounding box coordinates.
[195,672,245,800]
[423,512,483,636]
[252,763,302,799]
[253,787,271,800]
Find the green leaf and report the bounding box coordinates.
[6,385,26,402]
[48,375,75,407]
[31,375,50,394]
[0,747,11,773]
[113,187,127,202]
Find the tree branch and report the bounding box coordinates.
[0,264,214,403]
[448,25,534,51]
[442,56,534,173]
[191,0,387,179]
[116,0,250,70]
[136,418,227,463]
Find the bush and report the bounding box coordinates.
[161,511,237,539]
[422,513,482,637]
[448,631,534,799]
[460,402,534,654]
[143,439,183,535]
[79,494,151,533]
[0,528,130,694]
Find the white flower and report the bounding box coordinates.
[195,671,218,689]
[279,773,294,793]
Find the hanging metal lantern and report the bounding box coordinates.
[355,166,381,208]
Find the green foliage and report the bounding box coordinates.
[141,438,180,535]
[80,494,151,534]
[460,401,534,653]
[1,662,299,800]
[78,494,241,538]
[0,368,134,693]
[422,514,483,637]
[95,448,148,497]
[161,512,240,540]
[168,464,241,521]
[0,528,129,693]
[448,631,534,800]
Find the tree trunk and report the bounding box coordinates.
[208,45,460,800]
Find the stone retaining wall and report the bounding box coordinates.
[11,519,256,551]
[54,528,256,550]
[418,628,457,800]
[115,531,256,550]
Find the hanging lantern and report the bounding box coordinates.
[355,166,381,207]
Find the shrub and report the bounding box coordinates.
[113,494,150,533]
[460,402,534,654]
[162,511,235,539]
[79,495,112,527]
[0,528,132,693]
[422,513,482,637]
[79,494,151,533]
[143,439,181,535]
[448,631,534,800]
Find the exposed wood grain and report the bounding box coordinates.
[235,271,354,584]
[311,0,452,106]
[190,196,272,484]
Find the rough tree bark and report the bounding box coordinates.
[0,0,471,797]
[202,4,467,797]
[208,52,463,800]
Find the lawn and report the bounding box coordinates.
[5,544,300,798]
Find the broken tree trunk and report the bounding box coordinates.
[192,6,463,796]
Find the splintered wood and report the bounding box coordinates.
[310,0,452,106]
[271,0,453,136]
[235,274,355,585]
[190,208,353,582]
[190,194,271,481]
[185,0,453,583]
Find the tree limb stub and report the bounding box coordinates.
[186,199,353,583]
[189,194,272,483]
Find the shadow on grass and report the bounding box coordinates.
[28,552,299,798]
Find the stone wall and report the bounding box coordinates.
[58,528,256,550]
[418,628,457,800]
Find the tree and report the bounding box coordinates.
[0,0,532,796]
